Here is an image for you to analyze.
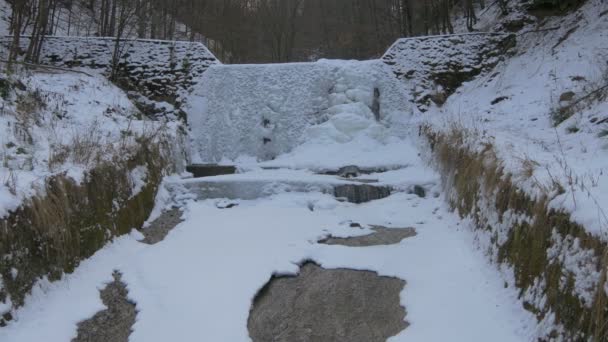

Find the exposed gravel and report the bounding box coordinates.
[248,262,407,342]
[72,272,136,342]
[73,209,184,341]
[141,208,183,245]
[319,226,417,247]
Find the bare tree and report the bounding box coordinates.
[109,0,139,80]
[5,0,489,65]
[8,0,30,63]
[257,0,304,62]
[464,0,477,31]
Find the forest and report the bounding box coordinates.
[4,0,509,63]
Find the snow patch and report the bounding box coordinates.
[129,165,149,199]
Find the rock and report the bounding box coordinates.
[491,96,510,105]
[337,165,361,178]
[186,164,237,178]
[141,209,183,245]
[559,91,576,102]
[334,184,391,204]
[412,185,426,198]
[73,272,136,342]
[0,312,13,327]
[319,226,416,247]
[383,33,516,110]
[502,19,526,32]
[216,200,239,209]
[372,88,381,121]
[429,88,448,106]
[248,262,407,342]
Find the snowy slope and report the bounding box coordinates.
[0,70,178,218]
[421,0,608,238]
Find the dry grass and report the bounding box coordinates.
[423,123,608,341]
[48,119,170,173]
[15,90,45,127]
[0,133,172,311]
[515,154,541,180]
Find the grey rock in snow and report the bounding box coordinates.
[248,262,407,342]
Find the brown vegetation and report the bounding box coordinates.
[0,137,170,325]
[423,124,608,341]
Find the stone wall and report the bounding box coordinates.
[382,33,516,111]
[0,36,220,120]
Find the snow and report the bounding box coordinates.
[0,236,145,341]
[0,180,535,341]
[0,46,538,337]
[0,70,175,218]
[415,0,608,238]
[546,230,601,306]
[129,165,148,199]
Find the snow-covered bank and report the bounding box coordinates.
[421,0,608,239]
[0,71,140,216]
[0,23,218,322]
[411,0,608,339]
[0,69,186,323]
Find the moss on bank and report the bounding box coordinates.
[423,125,608,341]
[0,141,168,325]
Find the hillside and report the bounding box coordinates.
[428,0,608,236]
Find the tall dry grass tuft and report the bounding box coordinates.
[422,123,608,341]
[0,128,174,319]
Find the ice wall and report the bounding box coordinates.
[186,60,411,163]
